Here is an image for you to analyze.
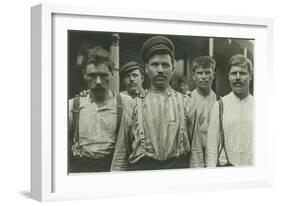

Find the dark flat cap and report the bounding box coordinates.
[120,61,144,76]
[141,36,175,62]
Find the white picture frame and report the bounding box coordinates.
[31,3,274,202]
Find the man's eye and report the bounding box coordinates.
[151,63,158,67]
[162,63,170,68]
[100,74,108,78]
[88,74,97,78]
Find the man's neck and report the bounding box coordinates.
[197,87,211,97]
[128,88,140,98]
[150,84,169,94]
[90,89,114,104]
[233,91,249,100]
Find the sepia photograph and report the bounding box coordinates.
[67,31,254,174]
[31,3,274,201]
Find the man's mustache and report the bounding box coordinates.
[93,86,105,92]
[128,82,137,87]
[154,75,167,79]
[233,80,243,86]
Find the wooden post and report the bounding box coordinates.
[209,38,214,57]
[244,47,248,57]
[110,33,120,94]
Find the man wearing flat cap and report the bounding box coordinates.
[120,61,145,98]
[111,36,199,171]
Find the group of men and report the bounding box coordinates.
[68,36,254,173]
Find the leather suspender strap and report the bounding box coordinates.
[137,97,145,144]
[176,93,186,157]
[73,95,80,145]
[115,94,123,135]
[176,93,185,141]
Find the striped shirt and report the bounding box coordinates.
[111,88,198,171]
[190,89,217,167]
[68,93,134,159]
[206,92,254,167]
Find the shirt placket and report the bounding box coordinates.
[96,109,102,138]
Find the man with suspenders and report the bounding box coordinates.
[206,54,254,167]
[111,36,199,171]
[68,46,133,173]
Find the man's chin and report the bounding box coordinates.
[152,82,167,89]
[92,88,106,95]
[199,84,210,89]
[128,87,138,94]
[128,85,138,91]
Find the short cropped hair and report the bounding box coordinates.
[192,56,216,73]
[227,54,253,74]
[82,46,114,74]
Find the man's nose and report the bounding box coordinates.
[129,75,135,81]
[202,73,206,79]
[236,73,241,79]
[96,76,102,84]
[157,65,164,73]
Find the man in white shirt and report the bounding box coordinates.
[206,54,254,167]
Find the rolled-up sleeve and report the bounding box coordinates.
[190,116,204,168]
[184,96,203,168]
[111,96,135,171]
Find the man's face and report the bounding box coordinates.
[193,67,215,92]
[83,63,113,99]
[123,69,143,95]
[146,54,174,90]
[228,66,252,99]
[178,82,190,94]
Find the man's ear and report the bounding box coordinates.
[145,63,148,74]
[82,69,87,80]
[250,71,253,80]
[141,74,145,83]
[172,61,176,71]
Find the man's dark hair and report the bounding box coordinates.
[192,56,216,73]
[227,54,253,74]
[177,76,189,86]
[82,46,114,74]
